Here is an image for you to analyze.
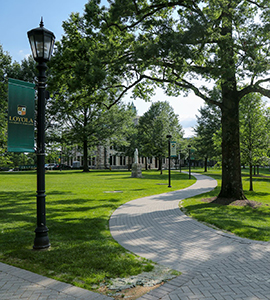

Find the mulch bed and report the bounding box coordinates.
[202,197,263,208]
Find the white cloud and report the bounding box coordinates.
[17,50,31,61]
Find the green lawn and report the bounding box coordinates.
[0,169,194,291]
[181,167,270,242]
[1,168,270,292]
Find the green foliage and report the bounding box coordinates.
[193,103,221,164]
[7,56,37,83]
[86,0,270,199]
[0,45,12,165]
[48,10,140,171]
[239,93,269,166]
[137,101,184,159]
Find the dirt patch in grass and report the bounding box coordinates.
[202,196,263,208]
[99,283,162,299]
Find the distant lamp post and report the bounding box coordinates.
[178,151,181,173]
[188,145,191,179]
[27,18,55,250]
[166,135,172,187]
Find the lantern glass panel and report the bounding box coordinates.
[44,35,52,60]
[29,35,37,59]
[35,34,44,58]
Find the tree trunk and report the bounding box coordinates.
[128,157,131,171]
[83,139,89,172]
[159,157,162,175]
[249,164,253,191]
[204,156,208,172]
[217,10,246,200]
[218,94,246,200]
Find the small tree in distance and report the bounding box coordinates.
[137,101,184,174]
[193,103,221,172]
[240,93,269,191]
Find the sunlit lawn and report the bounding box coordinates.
[0,169,194,291]
[182,167,270,242]
[2,167,270,293]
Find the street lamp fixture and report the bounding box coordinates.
[166,135,172,187]
[27,18,55,250]
[28,18,55,62]
[188,145,191,179]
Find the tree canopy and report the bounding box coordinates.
[82,0,270,199]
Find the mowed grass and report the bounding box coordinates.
[181,168,270,242]
[0,169,194,290]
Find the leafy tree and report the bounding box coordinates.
[0,45,12,166]
[49,89,136,171]
[239,93,269,191]
[193,103,221,171]
[85,0,270,200]
[7,56,37,83]
[48,12,138,172]
[137,101,184,174]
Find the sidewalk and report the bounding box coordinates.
[0,262,113,300]
[110,173,270,300]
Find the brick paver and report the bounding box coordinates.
[110,173,270,299]
[0,262,113,300]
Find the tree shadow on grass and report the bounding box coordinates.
[0,190,140,287]
[1,213,148,290]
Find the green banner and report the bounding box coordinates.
[170,141,177,157]
[8,78,35,153]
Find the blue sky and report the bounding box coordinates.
[0,0,87,62]
[0,0,206,137]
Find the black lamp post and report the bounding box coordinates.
[188,145,191,179]
[166,135,172,187]
[179,151,181,173]
[27,18,55,250]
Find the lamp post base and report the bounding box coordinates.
[33,227,50,250]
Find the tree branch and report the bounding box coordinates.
[103,75,146,109]
[239,78,270,99]
[142,74,222,108]
[104,0,199,31]
[246,0,268,9]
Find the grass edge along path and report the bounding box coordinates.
[0,170,193,293]
[181,168,270,242]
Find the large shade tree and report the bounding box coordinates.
[84,0,270,200]
[49,13,138,172]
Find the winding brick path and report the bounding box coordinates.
[110,173,270,300]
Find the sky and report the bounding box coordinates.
[0,0,205,137]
